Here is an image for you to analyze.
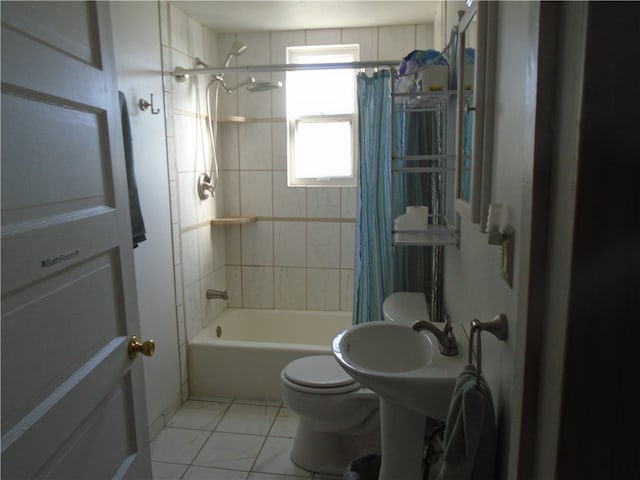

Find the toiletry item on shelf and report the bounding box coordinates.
[486,203,504,245]
[394,206,430,232]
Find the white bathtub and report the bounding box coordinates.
[188,308,352,401]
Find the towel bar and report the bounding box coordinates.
[468,314,508,386]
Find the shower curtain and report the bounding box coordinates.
[352,71,394,325]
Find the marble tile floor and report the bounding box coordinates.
[151,397,341,480]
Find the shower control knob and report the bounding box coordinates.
[128,335,155,359]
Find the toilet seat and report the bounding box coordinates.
[283,356,360,394]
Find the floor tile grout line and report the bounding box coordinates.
[172,399,234,477]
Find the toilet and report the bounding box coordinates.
[280,292,428,475]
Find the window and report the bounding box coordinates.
[286,44,359,186]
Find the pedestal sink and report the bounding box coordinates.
[332,321,466,480]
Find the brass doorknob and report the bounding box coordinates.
[128,335,155,359]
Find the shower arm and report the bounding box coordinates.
[174,60,398,81]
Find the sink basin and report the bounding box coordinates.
[332,321,466,420]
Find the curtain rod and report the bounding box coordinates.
[173,60,398,80]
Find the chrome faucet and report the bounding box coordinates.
[411,317,459,356]
[206,289,229,300]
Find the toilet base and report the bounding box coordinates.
[290,417,381,476]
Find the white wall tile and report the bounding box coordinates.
[183,281,203,340]
[212,225,227,271]
[171,50,195,113]
[240,171,273,217]
[158,1,169,47]
[307,268,340,311]
[197,193,212,224]
[341,187,357,218]
[161,45,173,93]
[342,27,378,60]
[217,81,238,116]
[201,272,225,324]
[272,122,287,171]
[271,73,286,119]
[169,4,188,54]
[176,302,186,346]
[273,171,306,217]
[242,266,274,308]
[169,179,178,221]
[417,23,435,49]
[219,123,239,170]
[306,28,341,45]
[274,267,307,309]
[174,114,196,172]
[180,229,200,286]
[226,265,242,307]
[239,83,273,119]
[237,32,271,65]
[225,225,242,264]
[202,26,219,68]
[341,222,355,268]
[198,226,214,278]
[239,123,272,170]
[187,17,204,60]
[340,269,354,311]
[174,263,183,305]
[307,187,340,218]
[220,170,240,217]
[241,221,273,266]
[379,25,416,60]
[307,222,340,268]
[178,172,198,228]
[274,221,306,267]
[271,31,306,64]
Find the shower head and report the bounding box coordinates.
[213,76,282,93]
[224,40,248,67]
[247,80,283,92]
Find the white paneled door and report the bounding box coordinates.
[1,2,152,478]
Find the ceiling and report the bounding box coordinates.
[173,1,439,33]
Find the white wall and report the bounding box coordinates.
[443,2,540,479]
[110,1,181,439]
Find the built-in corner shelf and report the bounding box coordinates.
[218,115,286,124]
[210,216,256,225]
[218,115,247,123]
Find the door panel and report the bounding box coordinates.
[1,2,151,478]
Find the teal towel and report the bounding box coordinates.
[437,364,497,480]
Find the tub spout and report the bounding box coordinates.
[411,317,459,356]
[206,289,229,300]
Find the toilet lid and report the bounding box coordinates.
[284,355,358,389]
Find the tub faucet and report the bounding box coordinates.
[411,317,459,356]
[206,289,229,300]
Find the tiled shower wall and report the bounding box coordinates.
[160,1,433,397]
[216,26,434,310]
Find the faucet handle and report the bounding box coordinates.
[443,316,454,335]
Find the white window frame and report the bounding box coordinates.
[286,44,359,187]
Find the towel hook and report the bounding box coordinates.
[139,93,160,114]
[469,314,508,386]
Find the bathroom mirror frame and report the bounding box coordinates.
[454,1,497,228]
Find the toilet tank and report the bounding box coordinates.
[382,292,429,324]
